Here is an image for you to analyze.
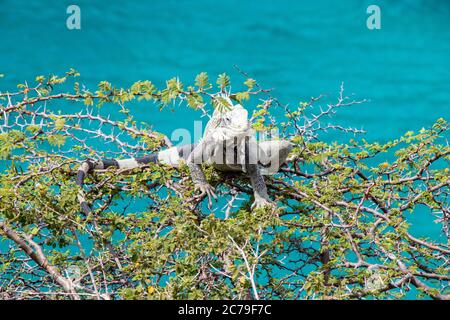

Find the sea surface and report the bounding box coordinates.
[0,0,449,298]
[1,0,449,141]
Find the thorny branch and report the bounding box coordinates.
[0,71,449,300]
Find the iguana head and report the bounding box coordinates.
[203,95,249,140]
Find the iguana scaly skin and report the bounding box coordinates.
[76,140,292,214]
[76,97,293,213]
[186,96,278,208]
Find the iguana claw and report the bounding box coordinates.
[251,197,274,210]
[194,183,218,208]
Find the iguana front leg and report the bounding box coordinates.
[187,140,217,208]
[246,163,273,209]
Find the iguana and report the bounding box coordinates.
[76,96,293,214]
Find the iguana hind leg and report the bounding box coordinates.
[244,138,273,209]
[246,163,272,209]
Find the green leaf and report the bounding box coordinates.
[244,78,256,90]
[54,118,66,131]
[47,134,66,147]
[216,73,230,90]
[212,96,232,112]
[235,92,249,103]
[195,72,209,89]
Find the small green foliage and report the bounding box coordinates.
[212,95,232,112]
[244,78,257,90]
[49,75,67,85]
[84,93,93,106]
[54,118,66,131]
[47,134,66,147]
[0,71,448,301]
[195,72,209,89]
[66,68,80,77]
[216,73,230,90]
[235,91,250,103]
[35,75,45,83]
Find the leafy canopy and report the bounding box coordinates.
[0,70,449,300]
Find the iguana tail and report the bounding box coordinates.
[76,155,159,214]
[76,144,196,214]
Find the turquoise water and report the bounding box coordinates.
[1,0,449,298]
[1,0,449,142]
